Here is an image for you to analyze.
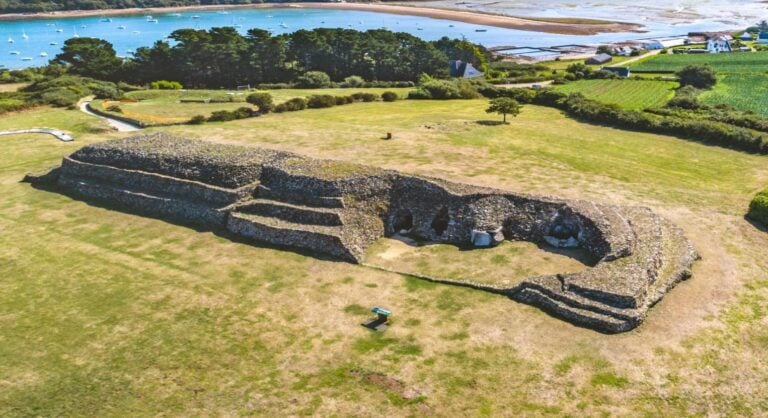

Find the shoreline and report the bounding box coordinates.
[0,3,644,36]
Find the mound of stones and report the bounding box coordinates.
[32,133,698,333]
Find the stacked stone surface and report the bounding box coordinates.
[37,133,698,333]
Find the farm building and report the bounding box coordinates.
[585,53,612,65]
[706,35,732,53]
[641,40,664,50]
[759,32,768,44]
[601,67,631,77]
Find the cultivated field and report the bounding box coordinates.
[700,73,768,116]
[553,79,677,109]
[631,50,768,73]
[92,88,412,125]
[1,97,768,416]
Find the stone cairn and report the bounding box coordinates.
[30,133,698,333]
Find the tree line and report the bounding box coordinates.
[53,28,487,88]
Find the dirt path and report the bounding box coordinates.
[0,128,72,142]
[79,101,141,132]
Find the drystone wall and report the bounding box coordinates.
[33,133,698,333]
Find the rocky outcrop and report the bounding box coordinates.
[33,133,698,333]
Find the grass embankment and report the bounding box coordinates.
[1,99,767,416]
[631,51,768,115]
[91,88,412,125]
[553,79,677,109]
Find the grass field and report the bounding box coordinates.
[1,98,768,416]
[700,73,768,117]
[553,79,677,109]
[92,88,412,125]
[631,50,768,73]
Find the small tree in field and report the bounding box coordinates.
[486,97,521,123]
[677,65,717,89]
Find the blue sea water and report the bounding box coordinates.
[0,7,735,70]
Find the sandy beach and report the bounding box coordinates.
[0,3,643,35]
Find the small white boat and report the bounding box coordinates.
[9,51,20,55]
[417,27,424,31]
[132,30,140,34]
[49,41,58,45]
[267,15,273,18]
[73,28,80,38]
[7,37,13,43]
[145,15,153,20]
[148,19,159,23]
[22,31,29,40]
[118,25,126,30]
[56,28,64,33]
[170,13,182,17]
[22,57,33,61]
[81,24,87,28]
[279,23,288,28]
[40,52,48,57]
[475,29,487,32]
[449,24,454,27]
[218,11,229,15]
[192,15,201,19]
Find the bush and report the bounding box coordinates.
[188,114,207,125]
[748,187,768,226]
[255,83,293,90]
[274,97,308,113]
[341,75,365,88]
[246,92,274,113]
[408,79,479,100]
[350,92,379,102]
[296,71,332,88]
[667,85,704,110]
[149,80,183,90]
[207,107,254,122]
[335,95,353,105]
[40,88,80,107]
[307,94,338,108]
[381,91,399,102]
[677,65,717,89]
[106,104,122,113]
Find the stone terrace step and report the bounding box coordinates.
[233,198,343,226]
[256,184,345,209]
[513,286,632,333]
[226,212,357,262]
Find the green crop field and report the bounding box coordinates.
[700,73,768,116]
[631,51,768,73]
[553,79,677,109]
[1,96,768,416]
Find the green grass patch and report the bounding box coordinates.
[553,79,677,109]
[700,73,768,116]
[590,372,629,388]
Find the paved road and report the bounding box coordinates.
[79,101,141,132]
[0,128,73,142]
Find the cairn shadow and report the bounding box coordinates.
[744,215,768,232]
[475,120,507,126]
[26,180,347,264]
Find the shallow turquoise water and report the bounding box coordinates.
[0,7,720,70]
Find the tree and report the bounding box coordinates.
[486,97,521,123]
[677,64,717,89]
[53,37,122,81]
[296,71,331,88]
[246,92,274,113]
[758,20,768,32]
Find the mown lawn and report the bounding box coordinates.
[1,100,767,416]
[553,79,677,109]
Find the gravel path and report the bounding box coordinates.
[79,101,141,132]
[0,128,73,142]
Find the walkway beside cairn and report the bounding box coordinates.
[0,128,73,142]
[79,101,141,132]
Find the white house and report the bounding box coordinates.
[706,35,732,53]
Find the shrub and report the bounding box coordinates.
[188,114,207,125]
[106,104,122,113]
[296,71,332,88]
[381,91,399,102]
[677,65,717,89]
[667,85,704,110]
[39,88,80,107]
[748,187,768,226]
[350,92,379,102]
[335,96,353,105]
[255,83,293,90]
[274,97,308,113]
[307,94,338,108]
[149,80,183,90]
[246,92,274,113]
[207,107,254,122]
[341,75,365,88]
[408,79,479,100]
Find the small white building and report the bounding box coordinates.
[706,35,732,53]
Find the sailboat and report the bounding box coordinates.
[49,41,58,46]
[7,36,13,43]
[40,52,48,57]
[73,27,80,38]
[9,51,20,55]
[21,30,29,40]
